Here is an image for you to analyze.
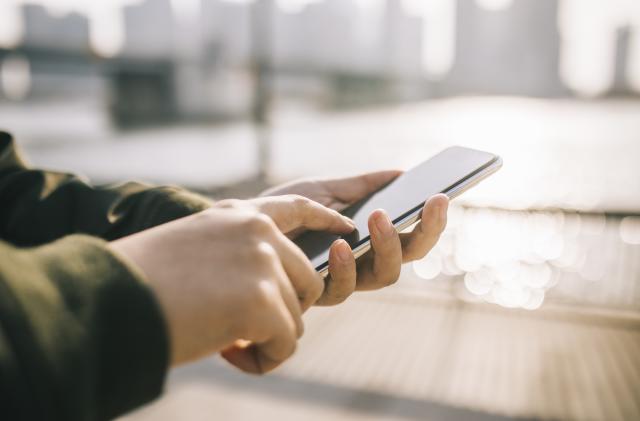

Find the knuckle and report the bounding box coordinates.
[250,241,279,270]
[253,241,278,265]
[289,194,311,210]
[215,198,241,209]
[379,269,401,287]
[243,213,276,236]
[330,288,353,305]
[259,279,280,304]
[248,279,278,309]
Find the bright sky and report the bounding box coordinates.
[0,0,639,95]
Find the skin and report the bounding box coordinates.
[110,171,448,375]
[262,170,449,305]
[110,196,354,373]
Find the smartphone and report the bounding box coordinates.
[294,146,502,278]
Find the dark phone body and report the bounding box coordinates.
[294,146,502,277]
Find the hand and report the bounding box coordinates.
[213,195,355,241]
[262,171,449,305]
[109,197,353,374]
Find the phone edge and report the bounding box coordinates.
[317,155,503,278]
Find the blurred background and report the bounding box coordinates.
[1,0,640,419]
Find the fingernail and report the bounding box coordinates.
[337,240,352,262]
[375,211,394,235]
[344,217,356,230]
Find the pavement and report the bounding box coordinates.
[119,291,640,421]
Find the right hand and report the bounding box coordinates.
[109,196,354,374]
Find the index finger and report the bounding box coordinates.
[269,231,324,311]
[256,195,356,235]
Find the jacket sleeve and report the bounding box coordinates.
[0,235,170,421]
[0,131,213,247]
[0,130,214,420]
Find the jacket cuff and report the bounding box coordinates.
[106,184,213,240]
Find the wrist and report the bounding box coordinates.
[108,238,180,365]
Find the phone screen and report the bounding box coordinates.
[294,146,498,272]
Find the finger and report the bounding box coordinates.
[252,290,299,373]
[221,341,260,374]
[269,251,304,337]
[322,170,403,203]
[317,239,357,306]
[221,288,298,374]
[399,194,449,262]
[355,209,402,291]
[257,195,355,235]
[269,232,324,311]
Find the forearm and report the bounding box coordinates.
[0,236,169,420]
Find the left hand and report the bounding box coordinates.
[261,170,449,305]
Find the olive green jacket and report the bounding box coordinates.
[0,131,212,420]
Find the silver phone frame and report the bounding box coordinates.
[317,155,503,278]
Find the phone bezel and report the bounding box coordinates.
[316,154,503,278]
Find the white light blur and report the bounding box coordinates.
[413,253,442,280]
[1,54,31,100]
[403,0,455,78]
[87,5,127,58]
[464,270,494,295]
[581,214,606,236]
[171,0,201,22]
[551,240,586,271]
[559,0,640,96]
[474,0,514,12]
[411,205,617,310]
[0,0,24,48]
[629,30,640,92]
[578,252,605,281]
[522,289,545,310]
[1,0,639,91]
[0,0,142,57]
[277,0,319,14]
[619,216,640,245]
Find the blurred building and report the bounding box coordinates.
[380,0,424,79]
[609,26,634,96]
[122,0,174,59]
[2,0,640,122]
[10,4,100,101]
[275,0,362,73]
[441,0,567,97]
[201,0,251,67]
[22,4,90,52]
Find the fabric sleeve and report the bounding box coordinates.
[0,235,169,421]
[0,131,213,247]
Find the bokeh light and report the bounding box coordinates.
[0,54,31,100]
[413,205,613,310]
[619,216,640,245]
